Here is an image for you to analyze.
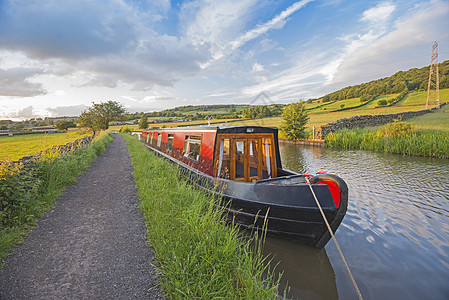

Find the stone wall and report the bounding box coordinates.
[320,103,447,138]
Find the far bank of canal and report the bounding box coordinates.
[269,143,449,299]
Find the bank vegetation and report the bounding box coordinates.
[325,121,449,159]
[121,133,284,299]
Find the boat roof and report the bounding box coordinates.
[145,124,278,134]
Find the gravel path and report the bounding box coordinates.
[0,134,164,299]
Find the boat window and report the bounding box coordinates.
[236,141,244,154]
[183,135,202,161]
[166,134,174,152]
[248,140,261,180]
[213,134,277,182]
[157,133,162,148]
[146,133,150,144]
[263,138,272,178]
[150,132,154,145]
[233,140,245,180]
[217,139,230,178]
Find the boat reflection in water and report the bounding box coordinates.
[264,236,338,300]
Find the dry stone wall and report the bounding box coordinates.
[320,103,447,138]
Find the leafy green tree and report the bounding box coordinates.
[377,99,388,107]
[78,101,126,133]
[322,95,331,102]
[280,101,310,141]
[54,120,76,130]
[139,115,149,129]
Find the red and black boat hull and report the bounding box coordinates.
[145,144,348,248]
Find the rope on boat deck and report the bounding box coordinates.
[305,177,363,300]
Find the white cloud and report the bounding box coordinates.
[252,63,270,82]
[229,0,314,50]
[183,0,312,68]
[360,2,396,24]
[3,106,38,119]
[0,67,46,97]
[239,0,449,101]
[46,105,88,117]
[317,1,397,85]
[325,0,449,91]
[0,0,209,92]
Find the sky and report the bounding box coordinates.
[1,0,448,120]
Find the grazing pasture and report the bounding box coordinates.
[0,131,91,161]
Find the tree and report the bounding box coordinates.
[280,101,309,141]
[139,115,149,129]
[78,101,126,133]
[322,95,331,102]
[54,120,76,130]
[377,99,388,107]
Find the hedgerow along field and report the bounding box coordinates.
[0,132,113,262]
[0,131,91,161]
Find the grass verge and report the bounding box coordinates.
[0,132,113,263]
[120,133,283,299]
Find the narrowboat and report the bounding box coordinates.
[141,125,348,248]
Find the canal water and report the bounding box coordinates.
[265,143,449,299]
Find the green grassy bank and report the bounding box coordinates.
[121,133,283,299]
[0,132,113,263]
[325,124,449,159]
[325,104,449,158]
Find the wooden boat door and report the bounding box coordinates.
[214,134,277,182]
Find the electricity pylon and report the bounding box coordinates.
[426,41,440,109]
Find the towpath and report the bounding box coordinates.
[0,134,164,299]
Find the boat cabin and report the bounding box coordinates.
[141,126,282,182]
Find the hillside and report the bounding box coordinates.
[320,60,448,102]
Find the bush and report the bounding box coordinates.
[360,94,377,103]
[0,162,41,227]
[376,120,415,138]
[54,120,76,131]
[119,124,132,133]
[386,87,409,106]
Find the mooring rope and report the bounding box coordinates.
[305,177,363,300]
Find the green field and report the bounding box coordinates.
[357,94,398,109]
[308,97,363,113]
[408,102,449,130]
[394,89,449,106]
[0,131,91,161]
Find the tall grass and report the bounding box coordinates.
[0,132,113,262]
[121,133,283,299]
[325,123,449,159]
